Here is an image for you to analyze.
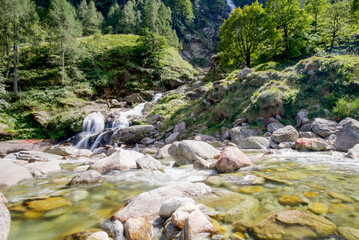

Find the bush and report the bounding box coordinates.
[333,97,359,120]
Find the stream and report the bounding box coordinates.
[2,149,359,239]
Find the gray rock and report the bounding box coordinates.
[123,93,145,104]
[0,161,34,187]
[193,158,216,170]
[154,145,172,160]
[154,141,165,148]
[233,118,247,126]
[335,118,359,152]
[278,142,294,149]
[0,140,53,158]
[237,68,253,80]
[136,155,163,171]
[174,121,186,135]
[89,149,144,173]
[295,109,309,127]
[311,118,338,138]
[238,137,270,149]
[272,125,299,143]
[0,198,10,240]
[141,138,156,145]
[299,131,318,138]
[220,130,230,141]
[347,144,359,160]
[112,125,156,145]
[165,132,181,145]
[193,134,216,142]
[112,183,211,223]
[229,127,259,145]
[15,151,63,162]
[47,145,77,156]
[148,114,162,125]
[160,197,196,219]
[300,123,312,132]
[24,162,61,177]
[67,170,102,186]
[168,140,220,165]
[267,123,284,133]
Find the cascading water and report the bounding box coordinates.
[226,0,236,11]
[77,93,163,151]
[75,112,105,149]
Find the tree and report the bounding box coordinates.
[0,0,39,97]
[322,0,351,51]
[77,0,88,22]
[105,2,121,33]
[305,0,326,32]
[219,1,275,67]
[266,0,309,59]
[89,31,102,67]
[48,0,81,85]
[164,0,194,33]
[118,0,141,34]
[82,1,103,36]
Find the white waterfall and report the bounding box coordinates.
[226,0,236,11]
[80,93,163,151]
[75,112,105,149]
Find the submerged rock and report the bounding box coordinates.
[168,140,220,166]
[89,149,144,173]
[0,161,34,187]
[25,197,70,212]
[215,147,252,173]
[311,118,338,138]
[251,210,336,240]
[125,217,154,240]
[335,118,359,152]
[238,137,270,149]
[278,195,303,206]
[272,125,299,143]
[337,227,359,240]
[67,170,102,186]
[112,183,211,223]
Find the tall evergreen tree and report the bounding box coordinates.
[105,2,121,33]
[77,0,88,22]
[305,0,327,32]
[164,0,194,33]
[48,0,81,85]
[118,0,141,34]
[83,1,103,36]
[266,0,309,59]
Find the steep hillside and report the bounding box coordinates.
[0,34,195,140]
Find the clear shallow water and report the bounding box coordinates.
[1,150,359,239]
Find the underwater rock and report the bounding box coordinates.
[125,217,154,240]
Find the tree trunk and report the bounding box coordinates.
[246,52,251,68]
[13,24,19,98]
[5,28,10,80]
[92,46,95,67]
[61,36,65,85]
[330,31,336,52]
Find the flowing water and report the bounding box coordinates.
[2,149,359,239]
[226,0,236,11]
[76,93,163,151]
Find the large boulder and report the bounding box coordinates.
[112,183,211,223]
[251,210,336,240]
[168,140,220,166]
[229,127,259,145]
[0,161,34,187]
[0,140,53,158]
[183,209,214,239]
[311,118,338,138]
[13,151,63,162]
[89,149,144,173]
[267,123,284,133]
[215,147,252,173]
[347,144,359,160]
[295,109,309,127]
[136,155,163,171]
[238,137,270,149]
[0,193,10,240]
[67,170,102,186]
[294,138,328,151]
[24,162,61,177]
[272,125,299,143]
[111,125,156,145]
[47,145,77,156]
[335,118,359,152]
[154,145,172,160]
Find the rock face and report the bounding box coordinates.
[168,140,220,165]
[347,144,359,159]
[112,183,211,223]
[0,140,53,158]
[238,137,269,149]
[252,210,336,240]
[89,149,144,173]
[272,126,299,143]
[67,170,102,186]
[229,127,259,145]
[294,138,328,151]
[335,117,359,152]
[24,162,61,177]
[0,193,10,240]
[311,118,338,138]
[215,147,252,173]
[0,161,34,187]
[125,217,154,240]
[112,125,156,145]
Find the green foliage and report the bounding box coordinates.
[333,97,359,119]
[82,1,103,36]
[163,0,194,33]
[219,1,275,67]
[118,0,142,34]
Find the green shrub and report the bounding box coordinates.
[333,97,359,120]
